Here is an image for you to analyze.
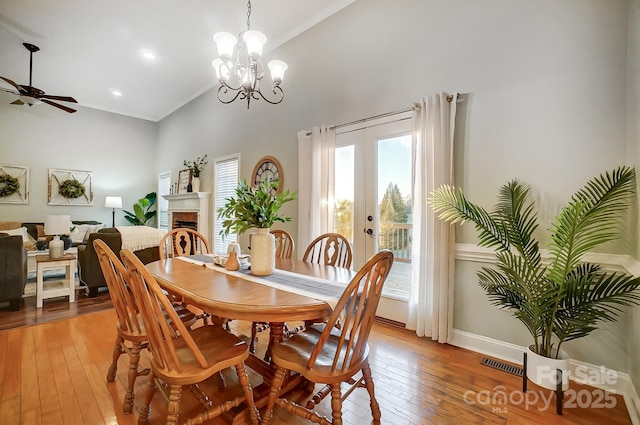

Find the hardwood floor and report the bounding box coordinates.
[0,297,633,425]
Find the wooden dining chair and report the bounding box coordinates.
[271,229,294,259]
[303,232,353,269]
[120,249,261,425]
[159,228,211,259]
[94,239,198,414]
[93,239,150,414]
[261,250,394,425]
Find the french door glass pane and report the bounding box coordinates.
[334,145,354,244]
[377,134,411,299]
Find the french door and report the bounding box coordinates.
[334,112,413,324]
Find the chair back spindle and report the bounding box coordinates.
[94,239,144,336]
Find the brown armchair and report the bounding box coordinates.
[0,234,27,310]
[78,228,160,297]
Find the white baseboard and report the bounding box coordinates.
[449,329,640,424]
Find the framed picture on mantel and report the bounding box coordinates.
[178,169,192,194]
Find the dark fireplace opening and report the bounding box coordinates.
[172,212,198,231]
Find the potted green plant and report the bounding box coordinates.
[217,179,296,275]
[123,192,157,226]
[183,154,208,192]
[429,166,640,390]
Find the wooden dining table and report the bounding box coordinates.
[145,256,355,406]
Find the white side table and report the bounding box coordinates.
[35,254,77,308]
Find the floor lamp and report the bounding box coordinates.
[105,196,122,228]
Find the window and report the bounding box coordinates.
[157,171,171,230]
[213,154,239,253]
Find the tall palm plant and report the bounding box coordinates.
[429,166,640,358]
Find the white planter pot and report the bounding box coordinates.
[251,228,275,276]
[191,177,200,193]
[526,345,570,391]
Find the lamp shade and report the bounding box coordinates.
[242,30,266,60]
[105,196,122,208]
[213,32,238,59]
[44,215,71,236]
[268,60,287,83]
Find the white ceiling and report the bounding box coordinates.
[0,0,354,122]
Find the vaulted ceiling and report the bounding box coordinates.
[0,0,354,121]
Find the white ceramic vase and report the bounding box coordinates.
[251,228,275,276]
[526,345,570,391]
[191,176,200,193]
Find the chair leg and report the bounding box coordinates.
[261,366,287,425]
[124,341,144,415]
[138,372,157,425]
[106,336,124,382]
[330,383,343,425]
[166,384,183,425]
[362,363,381,423]
[234,363,260,425]
[215,370,226,391]
[249,322,258,354]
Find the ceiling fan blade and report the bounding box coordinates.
[41,94,77,103]
[41,99,76,113]
[10,99,24,105]
[1,76,24,93]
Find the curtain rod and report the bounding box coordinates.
[308,93,459,134]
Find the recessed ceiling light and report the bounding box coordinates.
[139,49,156,61]
[110,89,122,97]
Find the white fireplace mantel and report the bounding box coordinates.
[164,192,211,240]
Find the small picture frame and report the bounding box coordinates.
[178,169,192,194]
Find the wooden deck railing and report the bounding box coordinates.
[378,222,411,263]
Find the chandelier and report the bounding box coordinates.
[212,0,288,109]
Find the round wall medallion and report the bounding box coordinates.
[251,155,283,194]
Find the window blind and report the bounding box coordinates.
[157,172,171,230]
[214,155,239,254]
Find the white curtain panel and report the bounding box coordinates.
[407,92,457,342]
[297,126,336,259]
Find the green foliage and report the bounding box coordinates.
[429,166,640,358]
[0,174,20,198]
[123,192,157,226]
[183,154,208,177]
[379,183,410,250]
[58,179,85,199]
[217,180,296,237]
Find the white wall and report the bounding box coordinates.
[0,100,157,225]
[157,0,634,371]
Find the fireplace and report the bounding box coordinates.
[163,192,211,241]
[172,211,198,230]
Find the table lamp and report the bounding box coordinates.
[44,215,71,259]
[104,196,122,228]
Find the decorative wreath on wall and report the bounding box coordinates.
[58,179,86,199]
[0,174,20,198]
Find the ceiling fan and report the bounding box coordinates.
[0,43,78,113]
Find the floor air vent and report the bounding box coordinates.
[481,357,523,376]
